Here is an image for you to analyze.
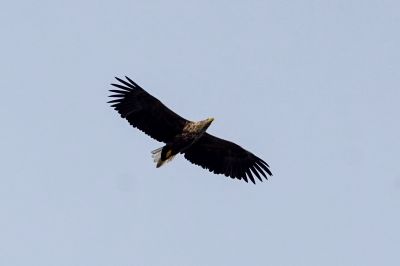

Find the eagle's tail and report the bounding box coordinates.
[151,146,175,168]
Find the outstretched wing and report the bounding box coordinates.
[108,76,189,143]
[183,133,272,184]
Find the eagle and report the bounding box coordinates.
[108,76,272,184]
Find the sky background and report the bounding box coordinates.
[1,0,399,265]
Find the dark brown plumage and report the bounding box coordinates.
[108,76,272,184]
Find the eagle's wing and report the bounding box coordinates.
[108,76,189,143]
[183,133,272,184]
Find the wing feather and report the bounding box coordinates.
[183,133,272,184]
[108,77,189,143]
[250,165,263,182]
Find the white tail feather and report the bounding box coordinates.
[151,147,175,168]
[151,147,162,163]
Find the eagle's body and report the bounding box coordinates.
[151,118,214,167]
[109,76,272,184]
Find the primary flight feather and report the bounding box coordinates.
[108,76,272,184]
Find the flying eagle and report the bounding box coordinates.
[108,76,272,184]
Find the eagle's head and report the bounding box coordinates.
[201,117,214,131]
[198,117,214,132]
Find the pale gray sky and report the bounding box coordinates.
[1,1,399,265]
